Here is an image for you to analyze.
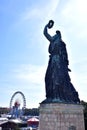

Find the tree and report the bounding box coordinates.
[24,108,39,116]
[81,100,87,130]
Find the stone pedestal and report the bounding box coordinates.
[39,103,85,130]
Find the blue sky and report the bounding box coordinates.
[0,0,87,108]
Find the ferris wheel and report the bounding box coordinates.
[10,91,26,109]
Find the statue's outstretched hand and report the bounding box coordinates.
[47,20,54,29]
[44,20,54,41]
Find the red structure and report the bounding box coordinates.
[27,117,39,128]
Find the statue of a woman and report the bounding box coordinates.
[43,20,80,103]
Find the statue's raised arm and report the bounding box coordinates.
[43,20,54,42]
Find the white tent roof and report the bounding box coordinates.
[10,119,22,123]
[27,117,39,122]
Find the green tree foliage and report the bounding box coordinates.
[0,107,10,115]
[81,101,87,130]
[24,108,39,116]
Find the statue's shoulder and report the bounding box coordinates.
[61,40,66,47]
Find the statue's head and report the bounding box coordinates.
[52,30,61,40]
[56,30,61,39]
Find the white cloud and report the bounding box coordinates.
[13,64,46,85]
[61,0,87,39]
[18,0,60,24]
[20,8,41,21]
[43,0,60,18]
[10,64,46,108]
[0,64,46,108]
[62,0,87,23]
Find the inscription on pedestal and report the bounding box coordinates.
[69,126,76,130]
[39,103,85,130]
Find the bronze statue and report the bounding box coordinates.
[43,20,80,104]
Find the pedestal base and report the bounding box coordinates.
[39,103,85,130]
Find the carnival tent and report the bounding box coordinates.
[27,117,39,126]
